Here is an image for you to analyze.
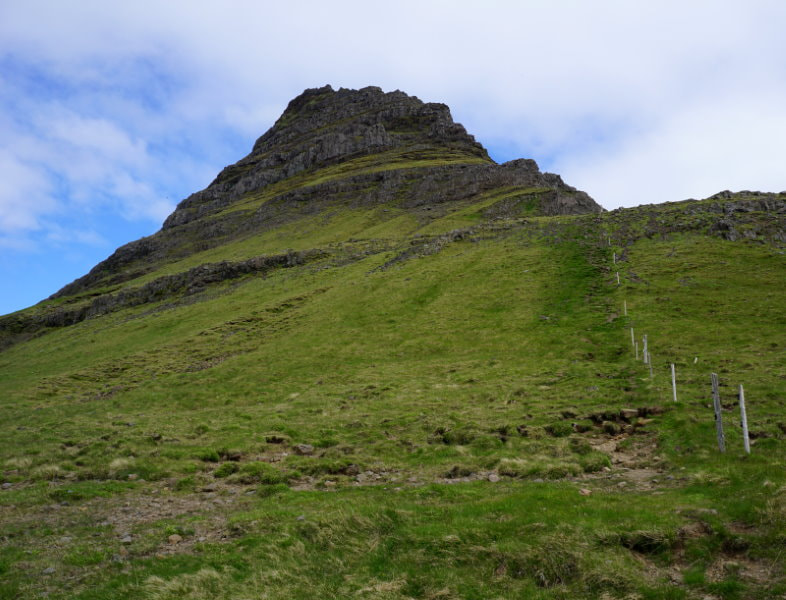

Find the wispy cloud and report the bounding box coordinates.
[0,148,56,232]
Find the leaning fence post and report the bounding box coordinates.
[671,363,677,402]
[642,335,648,364]
[739,384,750,454]
[616,272,620,285]
[711,373,726,452]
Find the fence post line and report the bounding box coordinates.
[671,363,677,402]
[739,384,750,454]
[711,373,726,452]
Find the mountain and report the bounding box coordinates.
[1,87,785,599]
[55,85,599,298]
[1,85,600,349]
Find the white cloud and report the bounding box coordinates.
[0,149,56,232]
[44,113,149,166]
[557,92,786,207]
[45,223,107,246]
[1,0,785,234]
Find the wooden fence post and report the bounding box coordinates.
[711,373,726,452]
[624,300,627,316]
[649,354,654,378]
[739,384,750,454]
[616,272,620,285]
[642,335,648,364]
[671,363,677,402]
[635,341,639,361]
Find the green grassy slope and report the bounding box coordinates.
[1,198,785,599]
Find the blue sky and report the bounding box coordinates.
[1,1,785,316]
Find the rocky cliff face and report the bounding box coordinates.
[52,85,600,299]
[161,85,492,231]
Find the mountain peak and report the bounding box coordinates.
[50,86,601,300]
[265,84,478,155]
[183,85,489,222]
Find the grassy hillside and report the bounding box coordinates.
[1,195,785,599]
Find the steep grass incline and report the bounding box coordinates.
[0,201,785,598]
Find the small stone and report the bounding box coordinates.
[620,408,638,421]
[602,466,611,472]
[323,480,336,487]
[294,444,314,456]
[168,534,183,544]
[296,515,305,521]
[127,473,138,481]
[579,488,592,496]
[42,567,56,575]
[1,482,11,489]
[488,473,500,483]
[120,535,133,544]
[197,536,206,542]
[723,561,741,574]
[532,478,544,483]
[59,536,72,543]
[618,481,627,487]
[602,421,620,435]
[111,554,124,563]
